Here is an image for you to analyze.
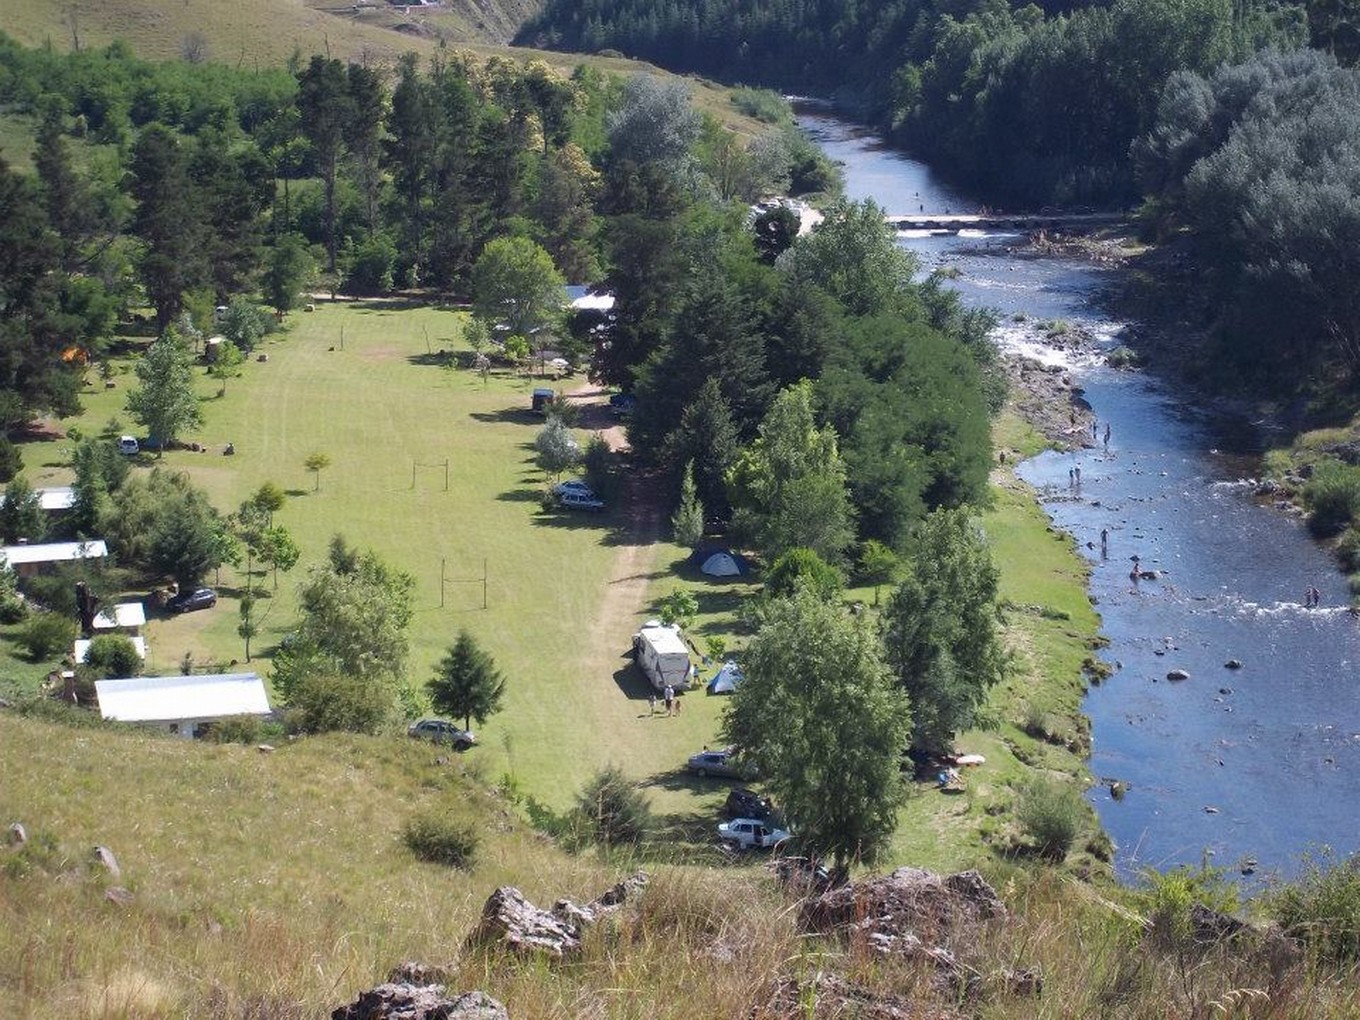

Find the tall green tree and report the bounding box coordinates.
[263,232,313,316]
[728,381,856,566]
[671,461,704,547]
[0,476,46,544]
[125,328,203,455]
[428,630,506,732]
[129,125,204,327]
[296,56,351,273]
[721,587,911,870]
[882,509,1007,755]
[470,236,565,336]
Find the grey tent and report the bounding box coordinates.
[707,661,744,695]
[700,551,744,577]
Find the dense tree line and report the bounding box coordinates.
[521,0,1360,206]
[1137,47,1360,396]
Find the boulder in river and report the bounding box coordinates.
[1167,669,1190,681]
[1224,659,1243,670]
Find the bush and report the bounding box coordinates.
[1304,460,1360,538]
[203,714,270,744]
[1338,527,1360,573]
[286,672,390,734]
[341,233,396,295]
[574,764,653,847]
[0,595,26,624]
[402,812,480,868]
[1015,777,1085,860]
[765,547,844,601]
[730,87,789,124]
[84,634,142,678]
[18,612,77,661]
[0,437,22,482]
[1137,862,1238,949]
[1269,851,1360,964]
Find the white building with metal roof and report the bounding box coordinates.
[94,673,271,738]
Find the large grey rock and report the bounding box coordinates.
[331,984,507,1020]
[800,866,1007,940]
[766,973,957,1020]
[470,886,582,958]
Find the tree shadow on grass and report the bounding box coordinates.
[470,407,540,426]
[284,489,308,498]
[350,297,428,312]
[407,352,457,369]
[497,487,545,504]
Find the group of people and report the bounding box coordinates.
[649,684,682,716]
[1304,586,1323,608]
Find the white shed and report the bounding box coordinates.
[1,540,108,577]
[91,601,147,632]
[94,673,271,738]
[36,487,76,512]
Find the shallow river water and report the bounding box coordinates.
[799,110,1360,881]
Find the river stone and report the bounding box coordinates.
[1224,659,1243,669]
[1167,669,1190,681]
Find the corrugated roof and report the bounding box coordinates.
[95,673,270,723]
[1,540,107,565]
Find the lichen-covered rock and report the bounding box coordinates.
[800,867,1007,941]
[764,973,959,1020]
[92,845,120,879]
[470,886,582,958]
[330,984,507,1020]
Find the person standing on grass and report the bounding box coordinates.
[648,692,657,716]
[663,683,674,715]
[674,693,682,716]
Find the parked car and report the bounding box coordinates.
[724,787,775,821]
[166,587,216,613]
[718,817,790,850]
[554,479,597,499]
[407,718,476,750]
[687,747,754,780]
[117,435,139,455]
[557,490,605,512]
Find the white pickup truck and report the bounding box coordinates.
[717,817,791,850]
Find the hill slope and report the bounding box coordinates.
[0,0,543,65]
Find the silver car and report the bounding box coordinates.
[686,747,754,780]
[407,718,476,750]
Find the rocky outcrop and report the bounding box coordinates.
[330,985,507,1020]
[469,873,649,959]
[798,868,1013,995]
[800,867,1007,941]
[765,973,959,1020]
[471,886,583,958]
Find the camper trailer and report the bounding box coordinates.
[531,388,555,413]
[633,620,692,692]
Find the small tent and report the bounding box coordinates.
[700,550,745,577]
[707,661,744,695]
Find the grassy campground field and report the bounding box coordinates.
[4,302,1107,873]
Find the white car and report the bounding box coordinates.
[718,817,791,850]
[554,479,597,499]
[117,435,139,455]
[558,490,605,512]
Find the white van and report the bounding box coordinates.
[117,435,139,455]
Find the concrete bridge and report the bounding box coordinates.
[886,211,1128,232]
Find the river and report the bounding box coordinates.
[798,109,1360,882]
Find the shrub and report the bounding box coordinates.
[402,813,480,868]
[574,764,653,847]
[205,715,266,744]
[1338,528,1360,573]
[0,595,26,624]
[0,437,22,482]
[765,547,844,601]
[84,634,142,678]
[18,612,77,660]
[1303,460,1360,538]
[286,672,390,734]
[1137,862,1238,949]
[341,233,396,295]
[1015,777,1085,860]
[1269,851,1360,964]
[730,86,789,124]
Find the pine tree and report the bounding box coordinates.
[671,461,704,547]
[428,631,506,732]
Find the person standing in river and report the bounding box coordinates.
[1103,423,1111,450]
[1100,528,1108,559]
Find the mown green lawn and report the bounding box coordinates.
[16,303,746,816]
